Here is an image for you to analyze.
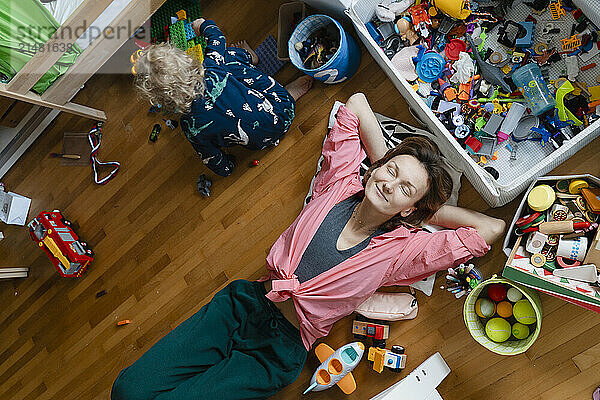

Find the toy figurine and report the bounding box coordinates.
[395,17,420,45]
[466,35,512,93]
[303,342,365,395]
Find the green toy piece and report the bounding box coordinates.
[555,80,583,126]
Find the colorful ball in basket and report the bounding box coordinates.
[288,15,361,84]
[475,298,495,318]
[487,283,507,302]
[496,301,513,318]
[485,318,511,343]
[506,287,522,303]
[512,323,530,340]
[513,299,537,325]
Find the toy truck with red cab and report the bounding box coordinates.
[28,210,93,277]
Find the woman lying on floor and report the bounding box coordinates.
[134,18,313,177]
[111,93,506,400]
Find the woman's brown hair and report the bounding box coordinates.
[363,136,453,230]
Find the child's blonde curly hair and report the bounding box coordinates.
[134,42,205,113]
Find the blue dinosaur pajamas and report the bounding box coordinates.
[180,20,296,176]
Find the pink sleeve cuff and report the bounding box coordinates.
[333,105,360,133]
[455,227,491,258]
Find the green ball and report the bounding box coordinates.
[485,317,511,343]
[513,299,537,325]
[512,323,530,340]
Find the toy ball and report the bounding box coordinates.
[513,299,537,325]
[475,298,496,318]
[496,301,513,318]
[512,322,530,340]
[506,287,523,303]
[487,284,507,302]
[485,318,511,343]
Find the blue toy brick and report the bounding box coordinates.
[516,21,534,48]
[184,20,195,40]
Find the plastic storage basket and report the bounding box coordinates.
[464,275,542,355]
[289,14,361,83]
[347,0,600,207]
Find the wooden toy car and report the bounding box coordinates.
[368,345,407,373]
[352,318,390,348]
[28,210,93,277]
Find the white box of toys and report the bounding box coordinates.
[347,0,600,207]
[502,174,600,313]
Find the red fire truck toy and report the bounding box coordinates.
[28,210,94,277]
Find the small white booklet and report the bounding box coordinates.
[0,190,31,226]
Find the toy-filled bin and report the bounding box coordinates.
[464,276,542,355]
[288,14,361,84]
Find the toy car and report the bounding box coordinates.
[352,316,390,348]
[28,210,93,277]
[368,345,407,373]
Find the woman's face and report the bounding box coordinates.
[364,154,430,219]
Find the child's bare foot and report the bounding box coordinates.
[232,40,259,65]
[285,75,314,101]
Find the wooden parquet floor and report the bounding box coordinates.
[0,1,599,399]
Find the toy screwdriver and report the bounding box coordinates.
[538,220,590,234]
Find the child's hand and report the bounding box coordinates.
[192,18,206,36]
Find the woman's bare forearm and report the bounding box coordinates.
[428,205,506,245]
[344,93,388,162]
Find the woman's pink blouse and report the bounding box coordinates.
[261,106,490,350]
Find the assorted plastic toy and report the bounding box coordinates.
[368,0,599,179]
[512,178,599,276]
[294,24,340,69]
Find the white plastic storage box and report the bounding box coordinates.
[347,0,600,207]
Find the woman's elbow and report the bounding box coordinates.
[482,218,506,245]
[345,93,367,113]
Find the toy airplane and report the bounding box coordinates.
[303,342,365,395]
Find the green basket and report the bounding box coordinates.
[464,275,542,355]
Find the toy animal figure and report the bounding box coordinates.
[466,35,512,93]
[303,342,365,395]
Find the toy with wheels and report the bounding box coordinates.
[352,314,390,348]
[28,210,93,277]
[303,342,365,395]
[368,345,407,373]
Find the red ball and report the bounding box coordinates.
[488,284,507,302]
[251,159,260,166]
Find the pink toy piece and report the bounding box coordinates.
[593,385,600,400]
